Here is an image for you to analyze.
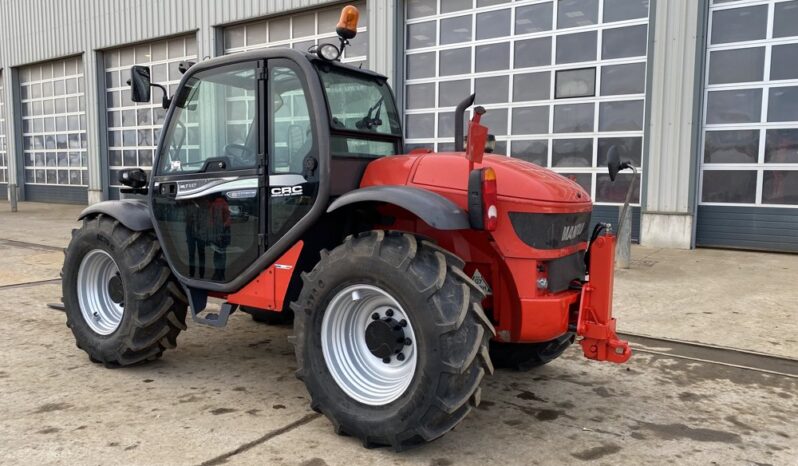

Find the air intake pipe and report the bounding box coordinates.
[453,93,476,152]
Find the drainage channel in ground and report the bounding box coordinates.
[0,238,63,252]
[619,332,798,378]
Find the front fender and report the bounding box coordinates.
[78,199,153,231]
[327,186,470,230]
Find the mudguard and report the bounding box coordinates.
[78,199,153,231]
[327,185,470,230]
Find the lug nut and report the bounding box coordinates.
[371,312,380,320]
[382,357,391,364]
[399,319,407,327]
[404,338,412,346]
[396,353,405,361]
[385,309,394,317]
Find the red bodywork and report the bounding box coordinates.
[226,151,630,364]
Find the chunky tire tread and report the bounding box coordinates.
[62,214,187,368]
[292,230,493,451]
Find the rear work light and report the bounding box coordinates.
[468,167,498,231]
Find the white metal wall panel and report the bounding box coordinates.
[696,0,798,251]
[0,0,343,67]
[402,0,651,208]
[644,0,704,213]
[0,71,7,191]
[19,57,88,190]
[699,0,798,208]
[222,1,368,67]
[104,35,198,195]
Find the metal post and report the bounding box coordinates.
[616,206,631,268]
[615,166,637,269]
[9,183,17,212]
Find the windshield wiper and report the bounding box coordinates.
[355,97,384,131]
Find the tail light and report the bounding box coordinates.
[468,167,498,231]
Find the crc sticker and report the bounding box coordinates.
[270,186,303,197]
[170,160,182,171]
[471,269,492,296]
[226,189,258,200]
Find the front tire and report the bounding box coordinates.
[489,333,575,371]
[292,231,494,450]
[62,215,187,367]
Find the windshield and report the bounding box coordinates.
[315,64,402,158]
[157,62,258,174]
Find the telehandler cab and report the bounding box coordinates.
[62,5,633,450]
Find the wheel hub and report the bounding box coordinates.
[107,274,124,304]
[365,316,406,360]
[77,249,125,335]
[321,284,418,406]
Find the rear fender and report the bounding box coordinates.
[78,199,153,231]
[327,185,470,230]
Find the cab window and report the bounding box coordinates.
[270,66,314,174]
[158,62,258,174]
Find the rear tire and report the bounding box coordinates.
[62,215,187,367]
[489,333,574,371]
[292,231,495,450]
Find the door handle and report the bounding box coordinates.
[159,182,178,197]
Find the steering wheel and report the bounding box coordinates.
[224,143,256,168]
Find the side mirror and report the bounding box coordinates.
[119,168,148,192]
[484,134,496,154]
[129,66,152,103]
[607,145,632,181]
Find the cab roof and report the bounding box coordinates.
[184,47,388,81]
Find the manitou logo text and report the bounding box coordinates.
[561,222,585,242]
[271,186,303,197]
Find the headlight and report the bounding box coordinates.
[317,43,341,61]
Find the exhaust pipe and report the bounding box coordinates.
[453,93,475,152]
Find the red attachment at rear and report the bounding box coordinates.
[226,241,304,311]
[576,234,631,363]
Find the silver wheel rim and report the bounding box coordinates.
[321,284,418,406]
[77,249,124,335]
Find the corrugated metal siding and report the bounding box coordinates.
[644,0,705,213]
[367,0,397,83]
[592,206,641,243]
[0,0,343,67]
[696,206,798,252]
[24,185,88,204]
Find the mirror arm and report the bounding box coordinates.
[337,36,349,60]
[150,82,172,109]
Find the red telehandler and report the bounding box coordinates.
[61,5,632,450]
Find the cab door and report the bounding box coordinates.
[266,59,320,245]
[150,60,264,283]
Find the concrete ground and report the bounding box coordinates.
[615,246,798,360]
[0,201,796,465]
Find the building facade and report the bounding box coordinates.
[0,0,795,252]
